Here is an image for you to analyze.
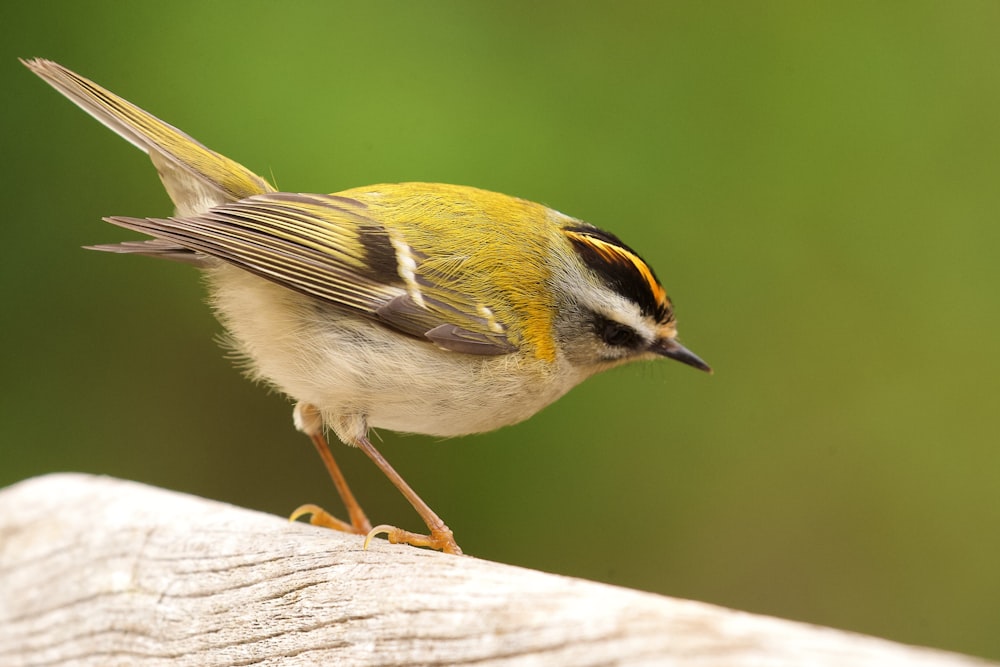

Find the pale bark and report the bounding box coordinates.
[0,474,992,666]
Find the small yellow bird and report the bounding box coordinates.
[24,58,710,555]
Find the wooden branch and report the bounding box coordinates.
[0,474,992,666]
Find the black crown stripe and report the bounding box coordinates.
[563,226,670,322]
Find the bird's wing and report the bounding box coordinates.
[104,192,517,355]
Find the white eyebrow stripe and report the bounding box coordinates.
[593,290,659,341]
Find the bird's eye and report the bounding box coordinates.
[600,319,641,348]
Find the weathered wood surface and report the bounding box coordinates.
[0,474,993,666]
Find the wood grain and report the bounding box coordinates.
[0,474,993,666]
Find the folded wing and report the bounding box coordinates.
[104,192,517,355]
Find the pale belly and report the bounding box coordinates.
[206,264,586,439]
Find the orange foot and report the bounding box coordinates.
[290,503,371,535]
[364,523,463,555]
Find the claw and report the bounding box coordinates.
[290,503,362,534]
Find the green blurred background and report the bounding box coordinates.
[2,1,998,660]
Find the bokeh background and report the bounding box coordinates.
[2,1,998,660]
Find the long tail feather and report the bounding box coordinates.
[22,58,273,215]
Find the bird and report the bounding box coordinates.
[23,58,711,555]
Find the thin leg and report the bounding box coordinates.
[289,403,372,535]
[355,434,462,555]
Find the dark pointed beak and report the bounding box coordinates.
[652,338,713,374]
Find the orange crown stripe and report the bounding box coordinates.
[564,231,667,307]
